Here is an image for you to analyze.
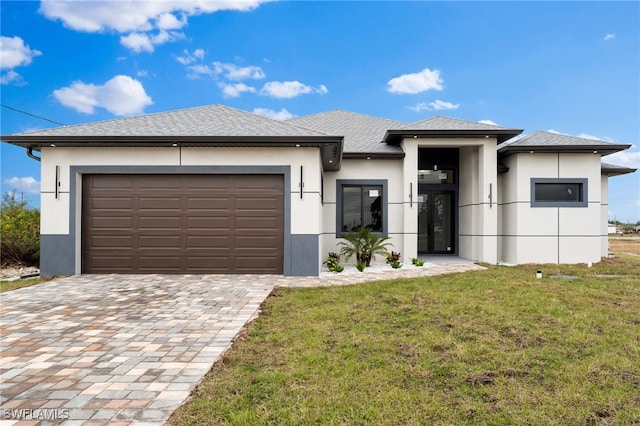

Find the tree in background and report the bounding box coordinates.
[1,192,40,266]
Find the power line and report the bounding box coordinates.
[1,103,66,126]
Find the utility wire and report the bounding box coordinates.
[1,103,66,126]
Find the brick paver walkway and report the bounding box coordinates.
[0,262,483,425]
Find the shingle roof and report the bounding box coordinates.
[287,110,406,155]
[601,162,637,176]
[3,104,345,171]
[9,104,328,138]
[384,116,522,144]
[404,116,511,131]
[497,131,631,156]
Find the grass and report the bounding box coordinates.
[0,277,50,293]
[169,254,640,425]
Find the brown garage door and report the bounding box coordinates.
[82,174,284,274]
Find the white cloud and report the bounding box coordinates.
[604,33,615,41]
[578,132,614,142]
[120,30,182,53]
[3,176,40,195]
[39,0,269,52]
[218,82,256,98]
[156,12,186,30]
[120,33,154,53]
[253,108,296,121]
[53,75,153,116]
[428,100,459,110]
[260,81,327,99]
[174,51,325,99]
[409,100,459,112]
[1,70,24,85]
[175,48,204,65]
[186,64,216,79]
[479,119,497,126]
[604,148,640,168]
[409,102,429,112]
[387,68,443,94]
[0,36,42,70]
[39,0,267,32]
[213,62,265,80]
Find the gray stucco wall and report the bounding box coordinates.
[289,234,320,276]
[40,234,75,277]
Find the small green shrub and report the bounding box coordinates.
[411,257,425,267]
[325,252,343,273]
[355,261,366,272]
[1,192,40,266]
[390,260,402,269]
[338,227,392,266]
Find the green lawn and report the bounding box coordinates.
[0,277,50,293]
[170,254,640,425]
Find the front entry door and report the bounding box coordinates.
[418,191,455,254]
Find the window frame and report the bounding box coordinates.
[530,178,588,208]
[336,179,388,237]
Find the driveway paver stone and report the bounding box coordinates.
[0,262,483,425]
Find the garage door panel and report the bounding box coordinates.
[83,174,284,274]
[236,197,281,211]
[138,235,182,248]
[187,236,229,248]
[90,176,135,189]
[235,256,281,272]
[186,176,230,189]
[187,217,229,230]
[138,255,182,268]
[187,198,229,210]
[90,235,134,248]
[139,197,182,209]
[138,217,182,229]
[138,178,182,190]
[91,197,134,209]
[89,256,135,270]
[235,235,279,248]
[91,217,133,229]
[236,216,279,229]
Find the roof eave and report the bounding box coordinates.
[384,129,523,145]
[498,144,632,158]
[342,152,405,160]
[1,135,345,172]
[601,165,637,177]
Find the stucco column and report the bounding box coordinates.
[401,139,418,262]
[479,141,499,263]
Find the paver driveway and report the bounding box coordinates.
[0,274,275,425]
[0,262,484,425]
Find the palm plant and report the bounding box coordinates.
[338,227,392,267]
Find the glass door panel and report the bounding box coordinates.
[418,191,455,254]
[432,193,453,252]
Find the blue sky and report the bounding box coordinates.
[1,1,639,222]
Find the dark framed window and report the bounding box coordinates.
[531,178,588,207]
[336,180,387,236]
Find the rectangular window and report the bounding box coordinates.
[531,178,588,207]
[336,180,387,236]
